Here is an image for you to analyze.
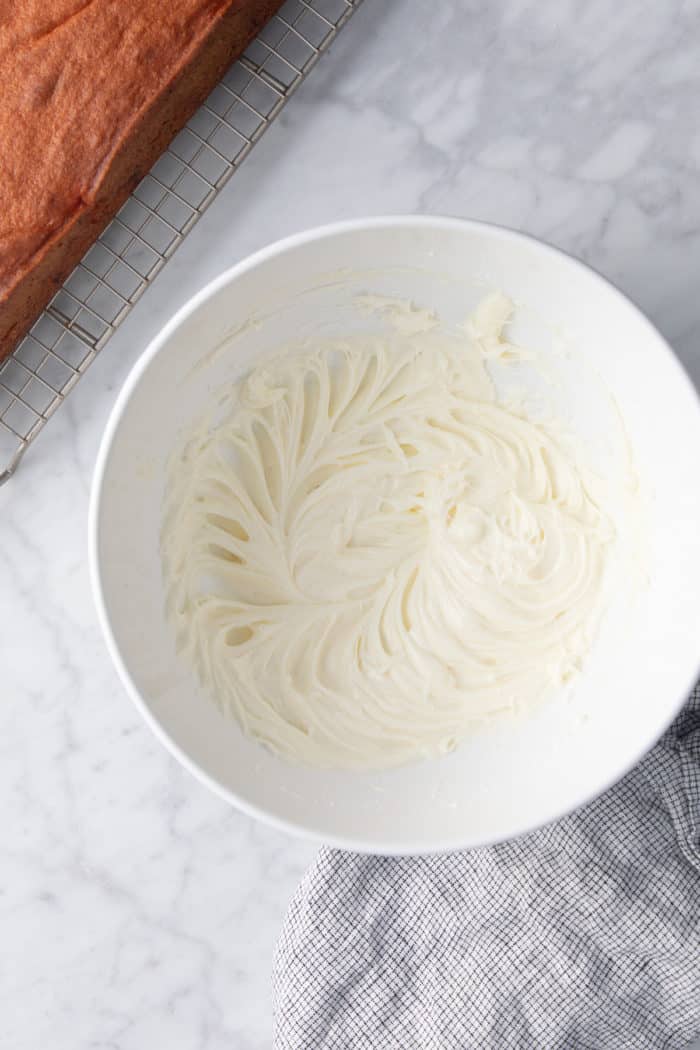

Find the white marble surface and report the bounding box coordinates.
[2,1,700,1046]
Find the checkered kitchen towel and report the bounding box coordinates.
[273,685,700,1049]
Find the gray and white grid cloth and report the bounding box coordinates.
[273,685,700,1049]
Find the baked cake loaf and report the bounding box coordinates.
[0,0,284,360]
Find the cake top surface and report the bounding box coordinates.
[0,0,234,296]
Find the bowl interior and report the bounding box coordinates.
[91,218,700,853]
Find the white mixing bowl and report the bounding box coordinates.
[89,216,700,854]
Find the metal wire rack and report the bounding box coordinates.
[0,0,362,484]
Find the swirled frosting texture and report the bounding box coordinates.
[163,302,619,769]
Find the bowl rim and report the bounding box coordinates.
[88,213,700,855]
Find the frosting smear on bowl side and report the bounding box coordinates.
[162,297,631,770]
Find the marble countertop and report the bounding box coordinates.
[3,1,700,1047]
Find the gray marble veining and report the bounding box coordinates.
[2,1,699,1046]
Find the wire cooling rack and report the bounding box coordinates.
[0,0,362,484]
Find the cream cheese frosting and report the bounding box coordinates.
[162,297,624,770]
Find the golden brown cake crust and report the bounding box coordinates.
[0,0,284,359]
